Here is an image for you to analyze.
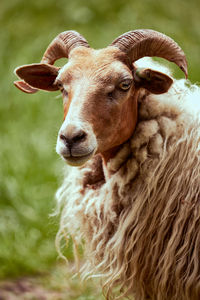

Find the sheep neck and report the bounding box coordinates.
[101,145,121,164]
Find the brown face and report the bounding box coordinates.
[14,30,187,167]
[55,47,138,166]
[15,35,175,167]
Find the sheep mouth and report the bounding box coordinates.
[62,150,95,166]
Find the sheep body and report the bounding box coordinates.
[56,60,200,300]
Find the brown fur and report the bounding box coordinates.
[58,47,139,156]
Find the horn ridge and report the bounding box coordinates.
[111,29,188,78]
[41,30,90,65]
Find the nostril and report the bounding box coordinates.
[72,130,87,143]
[60,134,68,142]
[60,134,71,147]
[59,130,87,146]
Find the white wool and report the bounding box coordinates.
[56,60,200,300]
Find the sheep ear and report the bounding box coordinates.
[14,80,39,94]
[14,63,60,92]
[133,68,173,94]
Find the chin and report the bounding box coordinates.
[62,150,95,167]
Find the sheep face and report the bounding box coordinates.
[15,29,183,166]
[55,47,138,166]
[14,46,173,166]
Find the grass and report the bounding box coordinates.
[0,0,200,297]
[0,263,104,299]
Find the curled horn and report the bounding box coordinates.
[14,31,90,93]
[41,30,90,64]
[111,29,188,78]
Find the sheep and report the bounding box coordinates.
[14,29,200,300]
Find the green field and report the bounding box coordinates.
[1,0,200,298]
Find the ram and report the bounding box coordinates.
[14,30,200,300]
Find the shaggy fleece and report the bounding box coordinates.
[56,61,200,300]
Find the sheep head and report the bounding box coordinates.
[14,30,187,166]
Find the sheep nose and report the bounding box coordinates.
[60,128,87,147]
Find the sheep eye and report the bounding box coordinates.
[57,82,63,90]
[55,80,64,90]
[119,80,132,91]
[56,81,68,97]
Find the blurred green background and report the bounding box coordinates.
[0,0,200,298]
